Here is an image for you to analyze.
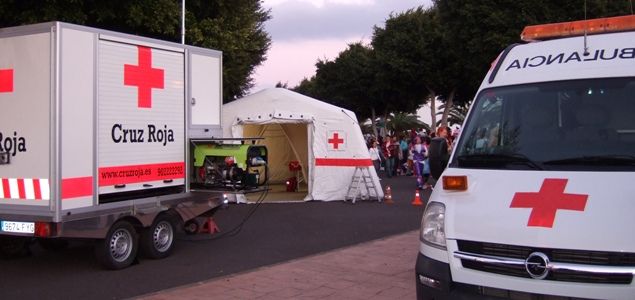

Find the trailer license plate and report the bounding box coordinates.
[1,221,35,234]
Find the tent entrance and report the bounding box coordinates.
[242,123,309,202]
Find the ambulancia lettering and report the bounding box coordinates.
[0,131,26,156]
[505,48,635,71]
[111,124,174,146]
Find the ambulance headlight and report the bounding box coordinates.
[421,202,446,249]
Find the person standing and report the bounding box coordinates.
[383,136,394,177]
[428,126,451,181]
[411,136,427,189]
[368,140,382,175]
[399,135,409,175]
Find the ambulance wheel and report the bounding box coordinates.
[0,236,31,258]
[140,214,176,259]
[95,221,138,270]
[184,220,199,235]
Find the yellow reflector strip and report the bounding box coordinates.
[521,15,635,42]
[442,175,468,191]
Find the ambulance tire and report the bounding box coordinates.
[140,214,176,259]
[0,236,31,259]
[95,221,139,270]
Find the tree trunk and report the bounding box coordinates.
[383,110,389,137]
[441,88,456,127]
[370,107,377,139]
[426,86,437,134]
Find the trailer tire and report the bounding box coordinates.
[183,220,199,235]
[140,214,175,259]
[95,221,138,270]
[0,236,31,258]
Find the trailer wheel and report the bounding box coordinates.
[0,236,31,258]
[140,214,175,259]
[95,221,138,270]
[183,220,199,235]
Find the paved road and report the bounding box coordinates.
[0,175,429,300]
[140,231,420,300]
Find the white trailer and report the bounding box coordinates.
[0,22,226,269]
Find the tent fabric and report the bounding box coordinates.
[222,88,383,201]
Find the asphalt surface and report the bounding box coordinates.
[0,175,429,300]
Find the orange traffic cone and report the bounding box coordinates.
[200,217,220,235]
[384,186,394,204]
[411,190,424,206]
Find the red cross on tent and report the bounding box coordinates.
[124,46,164,108]
[0,69,13,93]
[328,131,345,150]
[510,178,588,228]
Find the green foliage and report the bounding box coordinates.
[293,0,632,129]
[387,112,426,136]
[305,42,382,121]
[0,0,271,102]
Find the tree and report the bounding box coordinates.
[297,42,387,136]
[387,112,427,136]
[371,7,451,133]
[0,0,271,102]
[432,0,632,126]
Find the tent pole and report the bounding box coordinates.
[278,124,308,186]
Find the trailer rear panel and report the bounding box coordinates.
[0,31,51,208]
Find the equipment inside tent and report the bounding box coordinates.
[222,88,383,202]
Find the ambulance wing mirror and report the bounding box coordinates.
[0,152,9,165]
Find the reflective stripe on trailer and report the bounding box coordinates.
[0,178,50,200]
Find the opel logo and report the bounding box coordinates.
[525,252,550,280]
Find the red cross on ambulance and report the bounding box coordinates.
[510,178,588,228]
[0,68,13,93]
[124,46,164,108]
[328,130,346,151]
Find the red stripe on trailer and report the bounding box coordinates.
[33,179,42,200]
[99,162,185,186]
[2,178,10,198]
[17,178,26,199]
[62,177,93,199]
[315,158,373,167]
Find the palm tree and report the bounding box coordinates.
[436,101,471,127]
[387,112,428,136]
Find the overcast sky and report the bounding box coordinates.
[251,0,431,93]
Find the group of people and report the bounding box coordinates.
[368,126,455,190]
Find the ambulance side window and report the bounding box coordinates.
[462,97,503,154]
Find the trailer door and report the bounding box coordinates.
[0,31,52,209]
[189,51,222,139]
[97,38,185,201]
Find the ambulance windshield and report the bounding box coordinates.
[453,77,635,171]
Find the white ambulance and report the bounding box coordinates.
[0,22,225,269]
[416,16,635,299]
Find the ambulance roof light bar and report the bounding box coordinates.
[521,15,635,42]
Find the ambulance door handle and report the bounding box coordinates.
[143,184,153,188]
[163,179,173,183]
[191,97,196,105]
[114,184,126,189]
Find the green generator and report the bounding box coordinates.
[192,143,268,190]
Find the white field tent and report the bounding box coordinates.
[222,88,383,201]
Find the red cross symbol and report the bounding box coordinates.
[328,132,344,149]
[124,46,164,108]
[510,178,588,228]
[0,69,14,93]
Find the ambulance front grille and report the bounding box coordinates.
[457,240,635,284]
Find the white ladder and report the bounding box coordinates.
[345,167,381,203]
